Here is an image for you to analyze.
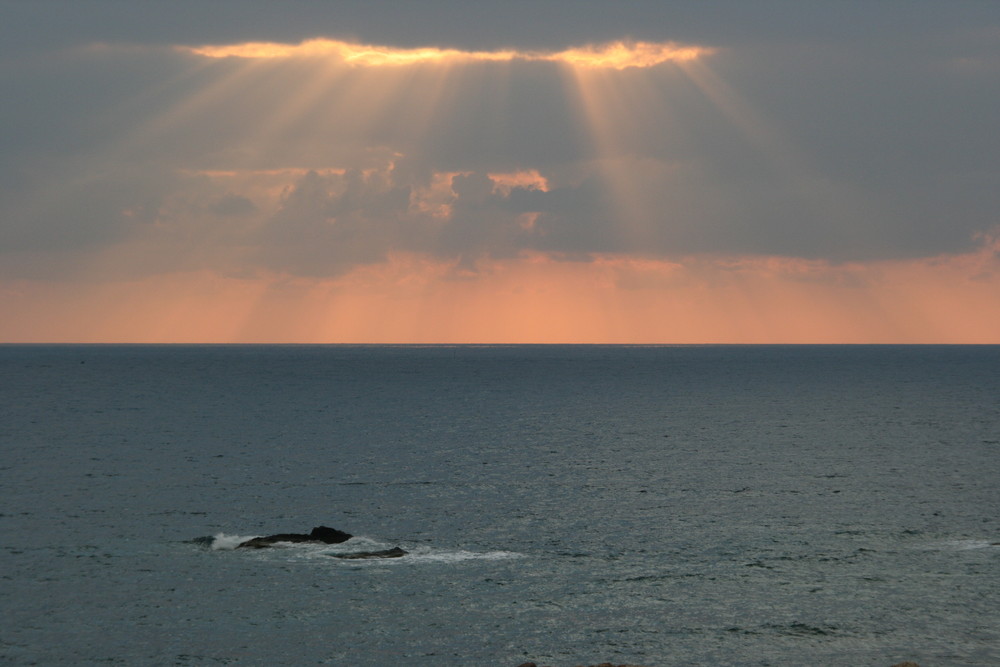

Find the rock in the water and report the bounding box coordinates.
[237,525,352,549]
[331,546,408,559]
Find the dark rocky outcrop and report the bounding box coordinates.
[330,546,408,560]
[237,525,352,549]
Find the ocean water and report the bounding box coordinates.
[1,344,998,666]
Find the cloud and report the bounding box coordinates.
[253,167,414,275]
[207,193,257,218]
[179,37,712,69]
[1,2,998,341]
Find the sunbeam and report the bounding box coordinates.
[675,57,892,260]
[559,57,692,251]
[5,18,996,344]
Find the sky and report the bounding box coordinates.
[1,0,999,343]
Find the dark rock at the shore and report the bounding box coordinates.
[237,525,352,548]
[330,546,408,559]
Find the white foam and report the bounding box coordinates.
[937,539,999,551]
[405,549,524,563]
[331,536,386,550]
[208,533,526,563]
[209,533,259,550]
[324,546,524,564]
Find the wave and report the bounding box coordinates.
[932,539,1000,551]
[341,546,523,565]
[191,533,524,563]
[204,533,260,551]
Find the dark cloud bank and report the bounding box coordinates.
[1,1,998,279]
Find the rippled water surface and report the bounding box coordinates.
[2,345,998,665]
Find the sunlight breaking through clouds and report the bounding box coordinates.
[4,0,999,343]
[180,38,714,69]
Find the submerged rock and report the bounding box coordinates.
[237,525,352,549]
[331,546,408,560]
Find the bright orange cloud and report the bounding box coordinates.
[550,41,710,69]
[487,170,550,195]
[182,39,516,65]
[179,38,713,69]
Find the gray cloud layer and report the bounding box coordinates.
[1,1,998,279]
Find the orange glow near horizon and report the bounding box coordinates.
[180,38,714,70]
[3,243,999,344]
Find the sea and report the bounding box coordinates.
[1,344,997,666]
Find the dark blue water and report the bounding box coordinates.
[2,345,998,665]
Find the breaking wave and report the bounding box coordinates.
[191,532,524,563]
[205,533,259,551]
[932,539,1000,551]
